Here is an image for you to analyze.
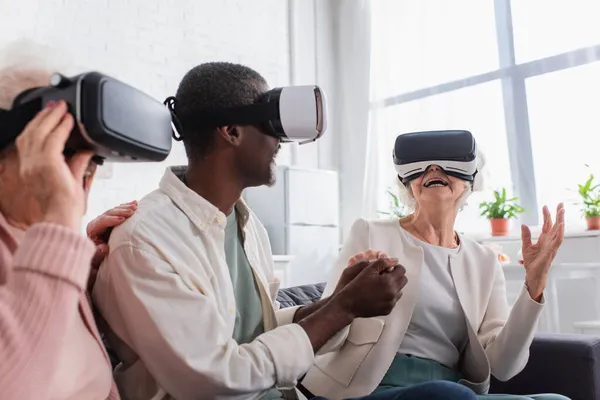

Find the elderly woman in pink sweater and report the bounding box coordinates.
[0,55,135,398]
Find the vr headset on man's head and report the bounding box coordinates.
[0,71,174,164]
[394,129,478,185]
[168,85,328,145]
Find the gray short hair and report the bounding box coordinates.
[0,39,70,109]
[0,40,69,159]
[395,150,486,212]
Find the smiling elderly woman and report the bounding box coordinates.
[302,130,569,400]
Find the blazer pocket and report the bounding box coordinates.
[347,318,385,345]
[315,317,385,387]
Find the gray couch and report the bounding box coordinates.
[277,283,600,400]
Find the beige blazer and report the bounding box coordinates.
[302,218,544,399]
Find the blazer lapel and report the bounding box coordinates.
[449,250,491,386]
[385,242,424,348]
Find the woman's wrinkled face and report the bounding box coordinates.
[410,164,467,209]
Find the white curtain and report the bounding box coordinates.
[330,0,377,239]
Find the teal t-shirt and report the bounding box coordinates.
[224,210,283,399]
[224,209,265,343]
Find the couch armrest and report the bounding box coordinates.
[490,333,600,400]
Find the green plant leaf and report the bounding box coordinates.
[578,173,600,219]
[479,187,524,220]
[381,188,408,219]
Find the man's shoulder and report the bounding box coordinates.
[108,189,185,248]
[244,205,266,228]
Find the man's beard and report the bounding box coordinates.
[265,144,281,187]
[266,158,277,187]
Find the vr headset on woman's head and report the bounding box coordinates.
[167,85,328,145]
[393,129,479,185]
[0,71,174,164]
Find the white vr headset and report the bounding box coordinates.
[167,85,327,145]
[393,129,479,186]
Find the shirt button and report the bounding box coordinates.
[229,306,234,314]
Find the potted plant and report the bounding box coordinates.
[479,188,525,236]
[379,189,408,219]
[578,173,600,230]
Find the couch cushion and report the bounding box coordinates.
[277,283,325,308]
[490,333,600,400]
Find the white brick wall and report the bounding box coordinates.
[0,0,292,224]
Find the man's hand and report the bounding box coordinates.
[331,249,391,296]
[335,258,407,319]
[297,258,407,352]
[293,251,395,324]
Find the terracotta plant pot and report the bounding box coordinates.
[490,218,509,236]
[587,216,600,231]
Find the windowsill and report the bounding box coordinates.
[463,228,600,242]
[272,255,295,262]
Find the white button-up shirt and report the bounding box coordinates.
[92,166,314,400]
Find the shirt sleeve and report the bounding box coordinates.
[96,244,315,399]
[0,223,94,399]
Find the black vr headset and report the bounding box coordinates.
[0,72,174,164]
[393,129,479,185]
[168,85,328,145]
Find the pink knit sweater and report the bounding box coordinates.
[0,211,120,399]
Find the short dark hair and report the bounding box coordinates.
[174,62,267,161]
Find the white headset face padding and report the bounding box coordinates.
[471,150,485,192]
[472,171,483,192]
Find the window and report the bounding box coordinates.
[526,61,600,229]
[372,81,511,234]
[369,0,498,100]
[370,0,600,233]
[511,0,600,63]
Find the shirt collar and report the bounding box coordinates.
[159,166,252,231]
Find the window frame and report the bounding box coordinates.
[370,0,600,226]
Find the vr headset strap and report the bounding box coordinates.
[178,101,279,130]
[0,99,42,151]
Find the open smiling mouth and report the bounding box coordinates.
[424,179,449,188]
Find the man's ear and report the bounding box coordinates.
[216,125,242,146]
